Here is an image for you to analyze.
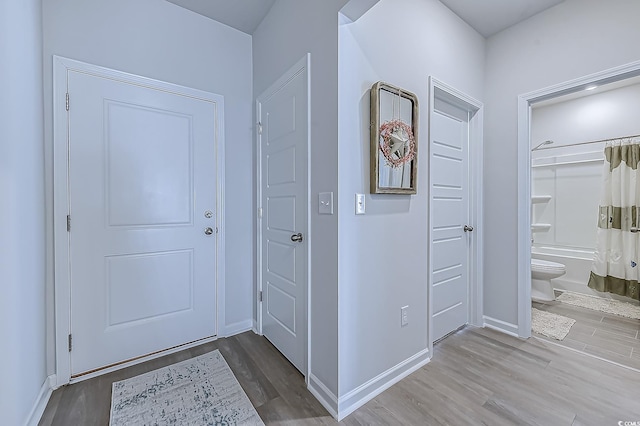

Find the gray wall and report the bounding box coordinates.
[0,0,47,423]
[42,0,254,373]
[484,0,640,326]
[338,0,484,399]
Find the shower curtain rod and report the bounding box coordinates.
[535,133,640,150]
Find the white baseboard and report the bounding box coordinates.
[337,348,430,421]
[49,374,61,390]
[307,374,338,419]
[483,315,519,337]
[25,375,55,426]
[221,319,253,338]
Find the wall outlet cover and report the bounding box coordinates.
[319,192,334,215]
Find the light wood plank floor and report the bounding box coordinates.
[40,327,640,425]
[533,295,640,371]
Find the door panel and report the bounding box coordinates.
[105,102,192,226]
[68,70,218,375]
[431,106,470,342]
[259,61,308,374]
[105,250,193,327]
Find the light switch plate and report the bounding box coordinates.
[319,192,334,215]
[355,193,365,215]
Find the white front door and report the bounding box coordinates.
[67,69,220,375]
[257,56,309,374]
[430,96,472,342]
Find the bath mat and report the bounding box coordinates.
[110,350,264,426]
[557,291,640,320]
[531,308,576,340]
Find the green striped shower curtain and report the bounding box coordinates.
[589,140,640,300]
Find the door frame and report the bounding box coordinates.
[255,54,311,376]
[52,56,226,387]
[516,60,640,337]
[428,77,484,353]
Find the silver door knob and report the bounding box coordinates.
[204,227,214,235]
[464,225,474,232]
[291,233,303,242]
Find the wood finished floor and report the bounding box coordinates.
[40,327,640,426]
[533,295,640,371]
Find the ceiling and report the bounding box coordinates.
[165,0,565,38]
[165,0,276,34]
[438,0,565,37]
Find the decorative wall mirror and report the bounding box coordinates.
[370,81,418,194]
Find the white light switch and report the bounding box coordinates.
[401,305,408,327]
[319,192,334,215]
[355,193,366,215]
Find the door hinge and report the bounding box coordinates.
[65,92,69,111]
[66,215,71,232]
[258,122,263,135]
[68,334,72,352]
[259,290,263,302]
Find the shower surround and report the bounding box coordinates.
[531,80,640,303]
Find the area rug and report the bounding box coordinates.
[110,350,264,426]
[531,308,576,340]
[557,291,640,320]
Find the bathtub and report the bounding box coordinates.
[532,245,639,305]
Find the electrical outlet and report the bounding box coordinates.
[401,305,409,327]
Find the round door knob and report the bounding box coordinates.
[464,225,474,232]
[291,233,303,242]
[204,227,214,235]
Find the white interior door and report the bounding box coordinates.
[258,57,309,374]
[430,96,472,342]
[67,69,219,375]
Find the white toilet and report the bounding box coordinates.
[531,258,566,301]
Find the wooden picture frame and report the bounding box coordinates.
[370,81,418,194]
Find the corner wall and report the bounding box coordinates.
[42,0,254,374]
[337,0,484,415]
[484,0,640,328]
[0,0,47,423]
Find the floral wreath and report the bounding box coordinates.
[379,119,416,168]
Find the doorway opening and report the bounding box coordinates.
[518,61,640,370]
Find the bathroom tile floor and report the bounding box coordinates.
[533,293,640,371]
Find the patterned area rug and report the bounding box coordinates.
[531,308,576,340]
[557,291,640,320]
[110,350,264,426]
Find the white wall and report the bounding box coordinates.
[338,0,484,407]
[0,0,47,424]
[532,83,640,251]
[42,0,254,373]
[484,0,640,327]
[253,0,348,404]
[532,83,640,147]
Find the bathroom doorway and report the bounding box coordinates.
[518,62,640,370]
